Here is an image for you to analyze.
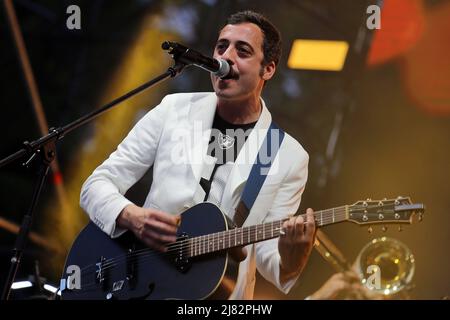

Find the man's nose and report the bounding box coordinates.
[220,47,236,64]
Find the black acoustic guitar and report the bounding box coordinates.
[61,197,424,300]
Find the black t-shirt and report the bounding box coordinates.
[201,112,257,200]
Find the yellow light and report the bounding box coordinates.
[287,40,349,71]
[394,259,400,264]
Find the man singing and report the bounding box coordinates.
[81,10,316,299]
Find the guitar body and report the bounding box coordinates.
[61,203,238,300]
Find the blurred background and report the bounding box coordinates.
[0,0,449,300]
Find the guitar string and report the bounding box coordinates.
[66,204,404,292]
[74,201,398,276]
[76,213,350,291]
[72,211,349,289]
[79,208,402,292]
[84,213,341,267]
[100,207,348,268]
[77,210,347,276]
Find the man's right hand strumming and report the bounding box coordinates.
[117,204,180,252]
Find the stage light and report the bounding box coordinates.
[43,284,59,294]
[11,281,33,289]
[288,40,349,71]
[9,279,60,299]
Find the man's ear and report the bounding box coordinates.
[262,61,276,81]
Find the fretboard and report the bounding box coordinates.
[188,205,348,258]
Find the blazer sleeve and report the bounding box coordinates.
[254,143,309,294]
[80,95,172,238]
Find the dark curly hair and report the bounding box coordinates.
[225,10,282,67]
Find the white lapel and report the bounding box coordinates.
[184,93,217,202]
[221,98,272,216]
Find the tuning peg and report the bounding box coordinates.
[368,226,373,234]
[366,198,372,201]
[383,198,387,201]
[398,226,403,232]
[382,225,388,232]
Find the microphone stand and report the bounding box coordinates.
[0,51,187,300]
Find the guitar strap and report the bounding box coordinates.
[233,121,285,227]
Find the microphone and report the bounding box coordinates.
[162,41,236,79]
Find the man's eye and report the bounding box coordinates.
[238,48,250,55]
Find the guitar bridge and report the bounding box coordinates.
[95,256,108,289]
[174,233,191,273]
[126,245,137,289]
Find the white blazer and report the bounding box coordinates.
[80,92,309,299]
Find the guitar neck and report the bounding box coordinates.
[188,205,348,258]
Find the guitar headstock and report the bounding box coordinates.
[347,196,425,230]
